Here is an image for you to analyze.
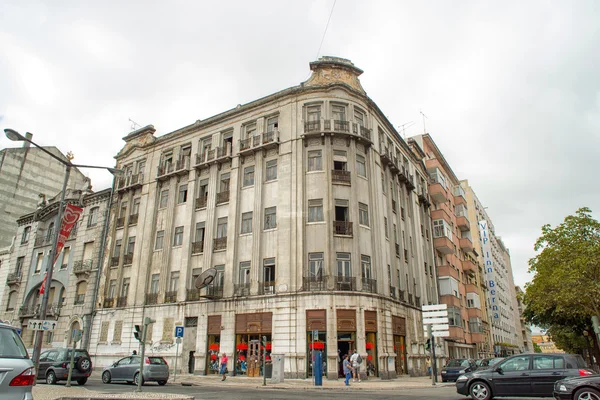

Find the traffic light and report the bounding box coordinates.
[134,325,142,342]
[425,338,431,351]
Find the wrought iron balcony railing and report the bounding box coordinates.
[335,276,356,291]
[216,191,230,204]
[110,256,120,267]
[333,221,353,236]
[103,297,114,308]
[258,281,275,295]
[123,253,133,265]
[195,196,208,209]
[7,272,22,285]
[361,278,377,294]
[145,293,159,305]
[331,169,351,185]
[213,237,227,251]
[206,285,224,299]
[234,283,251,296]
[186,288,201,301]
[116,296,127,308]
[164,291,177,303]
[303,276,328,291]
[116,217,125,228]
[73,259,93,274]
[128,214,139,225]
[191,240,204,254]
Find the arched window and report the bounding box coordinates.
[75,281,87,305]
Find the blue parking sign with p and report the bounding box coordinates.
[175,326,184,338]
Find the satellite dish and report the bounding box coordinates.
[195,268,217,289]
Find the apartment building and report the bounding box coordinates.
[409,135,484,359]
[90,57,438,379]
[0,187,112,350]
[515,286,533,352]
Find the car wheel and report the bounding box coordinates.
[46,370,57,385]
[77,378,87,385]
[102,371,112,384]
[575,388,600,400]
[470,381,492,400]
[134,372,143,386]
[76,357,92,373]
[158,380,167,386]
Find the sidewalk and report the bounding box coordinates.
[176,373,453,391]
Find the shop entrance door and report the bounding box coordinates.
[337,332,355,378]
[394,335,407,375]
[248,340,261,377]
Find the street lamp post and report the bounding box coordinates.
[4,129,122,375]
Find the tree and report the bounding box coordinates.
[533,342,542,353]
[524,208,600,358]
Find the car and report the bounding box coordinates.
[456,353,595,400]
[475,357,505,370]
[102,356,169,386]
[0,322,35,400]
[441,358,477,382]
[553,375,600,400]
[37,347,93,385]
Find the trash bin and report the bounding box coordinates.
[265,362,273,379]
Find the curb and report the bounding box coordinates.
[178,381,454,391]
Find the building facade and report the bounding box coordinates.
[515,286,533,352]
[0,187,112,351]
[90,57,438,379]
[0,137,88,247]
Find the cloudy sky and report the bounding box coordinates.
[1,1,599,287]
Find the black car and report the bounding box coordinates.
[456,353,595,400]
[37,348,92,385]
[475,357,505,370]
[441,358,477,382]
[553,375,600,400]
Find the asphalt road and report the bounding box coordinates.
[44,376,554,400]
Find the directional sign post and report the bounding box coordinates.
[423,304,449,385]
[27,319,58,331]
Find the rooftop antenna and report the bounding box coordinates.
[420,110,428,134]
[398,121,415,140]
[129,118,142,131]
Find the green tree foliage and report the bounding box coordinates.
[533,342,542,353]
[547,324,588,354]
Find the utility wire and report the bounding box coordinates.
[315,0,337,60]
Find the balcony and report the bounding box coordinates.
[213,237,227,251]
[116,296,127,307]
[462,259,477,276]
[395,243,401,257]
[303,276,327,291]
[73,259,93,276]
[194,146,231,169]
[434,236,454,254]
[116,217,125,229]
[333,221,353,236]
[418,188,431,207]
[258,281,275,295]
[407,293,414,305]
[431,208,451,225]
[186,288,200,301]
[216,190,230,205]
[425,158,444,172]
[195,196,207,210]
[361,278,377,294]
[380,147,393,166]
[428,183,448,204]
[448,326,466,341]
[398,289,406,302]
[453,186,467,206]
[117,173,144,192]
[129,214,139,226]
[74,294,85,305]
[415,296,421,307]
[460,237,474,253]
[304,120,321,133]
[6,272,22,285]
[405,174,416,191]
[157,157,190,180]
[440,295,461,308]
[46,304,61,317]
[34,234,54,247]
[110,256,120,267]
[164,291,178,303]
[471,332,486,343]
[466,283,479,294]
[437,264,459,280]
[303,120,372,146]
[234,283,251,296]
[206,285,224,299]
[239,130,280,156]
[468,308,483,319]
[123,253,133,265]
[456,215,470,231]
[145,293,159,305]
[335,276,356,291]
[331,169,351,185]
[191,241,204,254]
[390,286,397,298]
[103,298,114,308]
[19,305,39,317]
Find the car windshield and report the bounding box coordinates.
[0,327,29,359]
[446,359,468,367]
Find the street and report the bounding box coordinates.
[35,376,556,400]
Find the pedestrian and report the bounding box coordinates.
[343,354,354,386]
[132,350,137,356]
[350,349,362,382]
[426,356,432,377]
[220,353,228,381]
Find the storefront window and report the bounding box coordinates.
[235,334,272,376]
[206,336,220,374]
[307,330,327,377]
[365,332,377,377]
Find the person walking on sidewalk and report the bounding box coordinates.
[426,356,432,377]
[220,353,228,381]
[350,349,362,382]
[343,354,354,386]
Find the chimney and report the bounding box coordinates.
[23,133,33,148]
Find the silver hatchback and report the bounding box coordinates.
[102,356,169,386]
[0,322,35,400]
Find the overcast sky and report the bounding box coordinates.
[1,1,599,287]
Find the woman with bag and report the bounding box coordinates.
[220,353,228,381]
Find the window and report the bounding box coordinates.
[220,173,230,193]
[264,207,277,230]
[241,212,253,234]
[131,198,140,215]
[308,253,323,278]
[6,291,16,311]
[197,179,209,207]
[75,281,87,304]
[354,108,366,127]
[334,199,349,222]
[263,258,276,284]
[216,218,227,238]
[361,255,372,279]
[384,217,388,238]
[61,247,70,269]
[178,184,188,203]
[119,202,128,218]
[307,150,322,172]
[469,318,483,334]
[114,239,122,258]
[35,252,44,273]
[239,262,251,284]
[332,104,346,121]
[150,274,159,294]
[200,137,212,157]
[359,203,369,226]
[433,219,452,240]
[15,256,24,275]
[336,253,351,277]
[467,292,481,308]
[159,190,169,208]
[195,222,205,244]
[501,356,530,372]
[243,166,255,187]
[173,226,184,246]
[439,277,460,297]
[244,123,257,138]
[169,272,179,292]
[191,268,201,288]
[266,159,277,181]
[333,150,347,171]
[356,154,366,177]
[137,160,146,174]
[307,104,321,122]
[266,116,279,132]
[121,278,130,298]
[308,199,323,222]
[215,265,225,287]
[127,237,135,255]
[88,207,99,227]
[447,306,462,327]
[108,280,117,298]
[533,356,564,370]
[155,231,164,250]
[381,173,386,194]
[21,226,31,244]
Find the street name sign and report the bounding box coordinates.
[27,319,57,331]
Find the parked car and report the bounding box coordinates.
[441,358,477,382]
[456,353,595,400]
[37,348,92,385]
[102,356,169,386]
[553,375,600,400]
[475,357,505,370]
[0,322,35,400]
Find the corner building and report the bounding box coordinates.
[91,57,438,379]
